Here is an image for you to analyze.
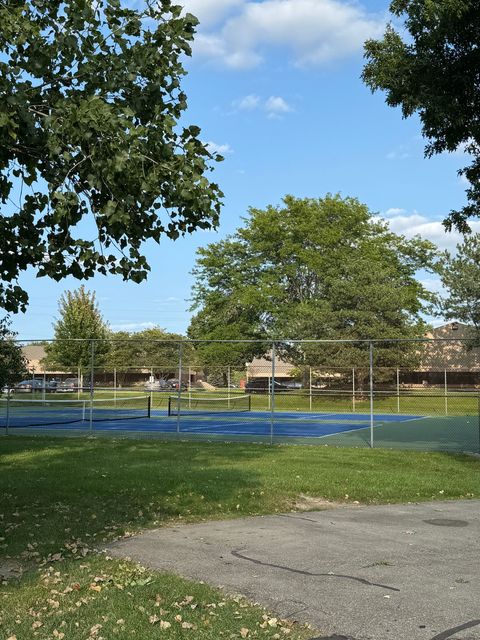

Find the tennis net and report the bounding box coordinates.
[168,394,252,416]
[1,395,151,428]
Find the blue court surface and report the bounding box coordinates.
[3,408,424,439]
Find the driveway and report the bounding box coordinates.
[108,500,480,640]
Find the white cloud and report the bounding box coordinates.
[232,94,293,118]
[180,0,243,28]
[187,0,385,69]
[379,211,480,251]
[205,140,233,155]
[235,94,261,110]
[384,208,406,217]
[110,322,158,331]
[265,95,293,115]
[386,149,410,160]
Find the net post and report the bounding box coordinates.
[114,367,117,406]
[42,369,46,403]
[369,341,374,449]
[270,342,276,445]
[147,394,152,419]
[77,365,81,400]
[89,339,95,434]
[444,369,448,416]
[176,342,183,434]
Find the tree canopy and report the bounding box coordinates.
[0,0,223,314]
[0,318,27,388]
[189,195,438,368]
[439,234,480,344]
[105,326,194,376]
[362,0,480,232]
[44,286,109,368]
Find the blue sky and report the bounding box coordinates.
[10,0,478,339]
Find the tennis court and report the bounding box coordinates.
[2,393,479,452]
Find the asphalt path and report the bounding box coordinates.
[108,500,480,640]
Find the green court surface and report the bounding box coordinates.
[317,415,480,452]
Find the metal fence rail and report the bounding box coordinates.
[3,337,480,453]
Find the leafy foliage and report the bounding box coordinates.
[362,0,480,231]
[0,0,223,313]
[189,195,438,368]
[439,234,480,344]
[105,327,194,380]
[0,317,27,387]
[44,286,109,368]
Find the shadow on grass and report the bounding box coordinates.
[0,436,284,560]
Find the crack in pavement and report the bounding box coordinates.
[430,620,480,640]
[231,550,400,592]
[277,514,324,524]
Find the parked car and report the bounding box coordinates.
[57,378,81,393]
[245,379,302,394]
[144,378,169,392]
[15,379,45,393]
[166,378,188,391]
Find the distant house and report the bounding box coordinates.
[22,345,65,376]
[246,352,295,382]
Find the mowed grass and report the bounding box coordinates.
[1,436,479,640]
[16,386,480,416]
[1,437,479,559]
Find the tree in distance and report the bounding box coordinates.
[105,327,195,385]
[44,286,109,370]
[0,318,27,389]
[362,0,480,232]
[0,0,223,314]
[189,195,439,379]
[439,234,480,346]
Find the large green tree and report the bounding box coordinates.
[189,195,438,370]
[44,286,109,369]
[0,0,223,314]
[439,234,480,344]
[362,0,480,232]
[0,318,27,388]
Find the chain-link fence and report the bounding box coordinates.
[1,337,480,453]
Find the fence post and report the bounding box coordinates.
[477,389,480,455]
[396,367,400,413]
[228,365,231,408]
[176,342,183,435]
[89,339,95,433]
[188,366,192,409]
[444,369,448,416]
[270,343,276,445]
[309,366,312,412]
[369,341,374,448]
[5,391,10,435]
[113,367,117,405]
[352,367,355,413]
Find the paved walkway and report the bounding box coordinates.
[108,500,480,640]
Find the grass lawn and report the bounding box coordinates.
[1,436,479,639]
[14,387,480,416]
